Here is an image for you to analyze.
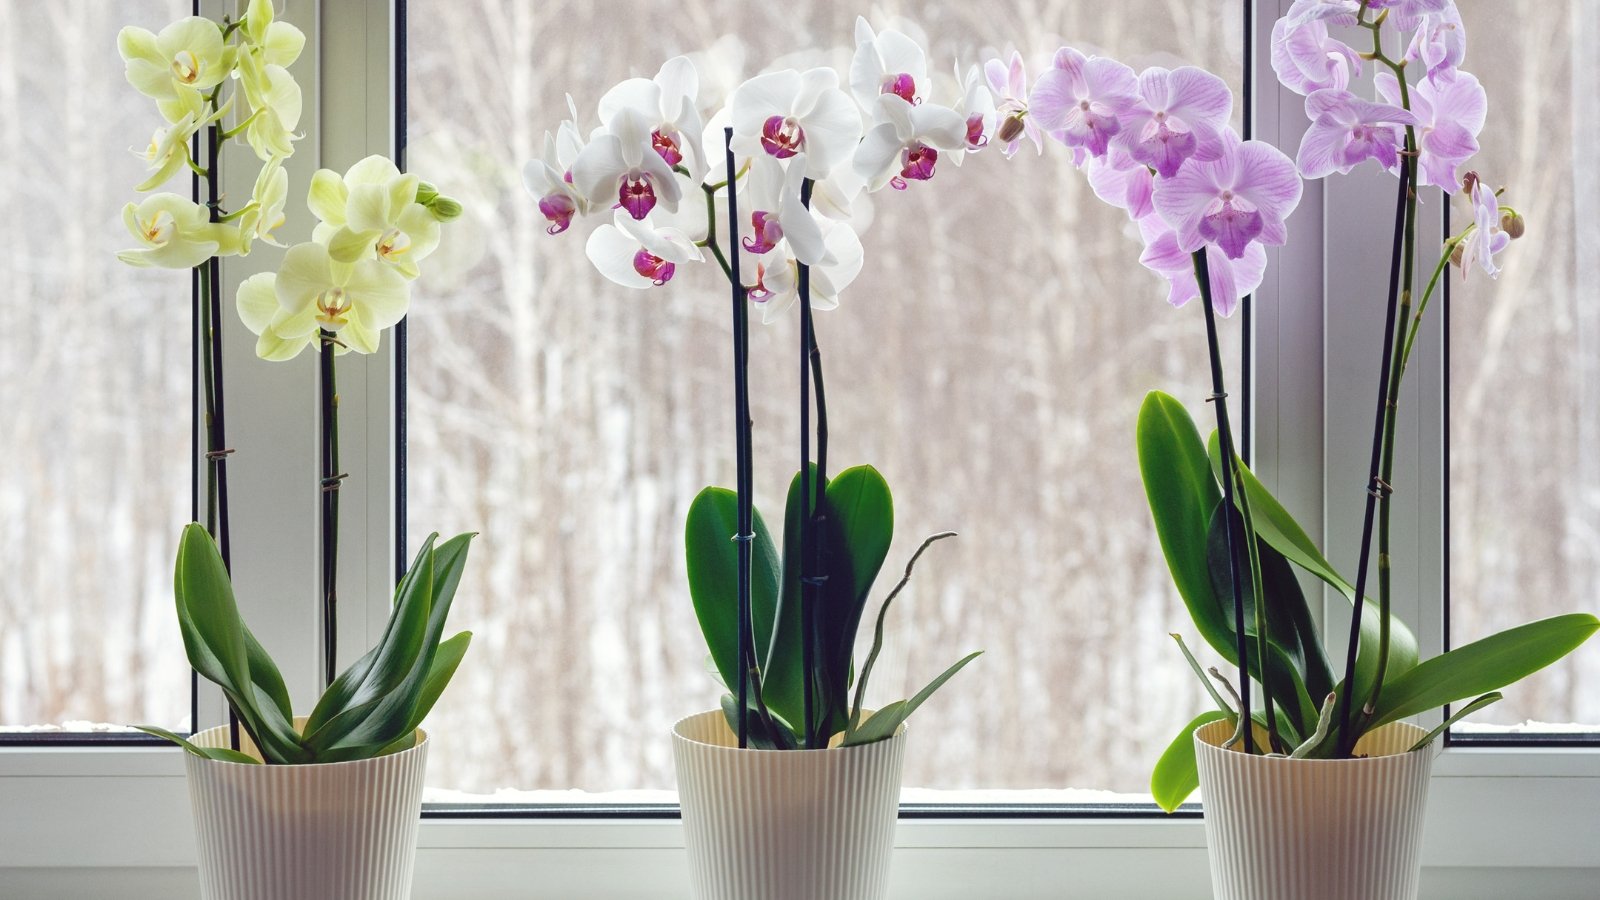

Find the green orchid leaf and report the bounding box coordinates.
[399,630,471,736]
[685,487,787,722]
[173,523,252,704]
[1407,692,1503,752]
[719,692,799,751]
[1151,710,1229,813]
[814,465,894,734]
[1204,435,1419,711]
[242,627,292,722]
[1368,614,1599,730]
[134,724,259,764]
[840,650,981,747]
[303,533,438,744]
[1137,393,1229,658]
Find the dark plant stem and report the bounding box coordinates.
[1336,153,1413,755]
[319,331,341,690]
[797,177,821,749]
[723,128,753,749]
[1194,250,1253,754]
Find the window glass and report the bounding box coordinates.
[1448,2,1600,735]
[405,0,1244,797]
[0,0,191,733]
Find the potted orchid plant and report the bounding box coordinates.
[116,3,469,898]
[1000,2,1596,898]
[523,18,990,900]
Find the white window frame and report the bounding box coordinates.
[2,1,1596,896]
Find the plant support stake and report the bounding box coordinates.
[723,128,753,749]
[797,177,820,749]
[320,330,342,690]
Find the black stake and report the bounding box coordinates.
[1195,250,1253,754]
[724,128,753,749]
[319,331,341,690]
[797,177,819,749]
[1337,158,1413,755]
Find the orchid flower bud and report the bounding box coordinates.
[1501,210,1525,239]
[996,112,1026,144]
[427,195,463,221]
[415,181,440,205]
[1449,241,1465,267]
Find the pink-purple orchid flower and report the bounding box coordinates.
[1115,66,1233,179]
[1295,88,1417,179]
[1153,128,1303,261]
[985,51,1042,158]
[1374,68,1485,189]
[1029,47,1139,161]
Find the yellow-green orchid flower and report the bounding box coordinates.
[308,156,440,279]
[118,18,231,123]
[236,157,290,253]
[237,50,302,162]
[132,99,230,192]
[117,193,234,269]
[274,241,410,355]
[239,0,306,69]
[236,272,316,361]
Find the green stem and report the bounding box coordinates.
[1398,239,1464,379]
[1232,453,1282,753]
[219,108,261,142]
[699,183,733,281]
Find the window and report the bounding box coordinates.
[0,0,191,735]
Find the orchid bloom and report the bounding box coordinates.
[1152,128,1303,260]
[1283,0,1362,28]
[572,107,684,221]
[522,96,590,235]
[597,56,707,180]
[238,0,306,70]
[1138,214,1267,317]
[1456,178,1509,280]
[118,17,230,122]
[1406,4,1466,84]
[307,156,440,278]
[1029,47,1139,161]
[273,241,410,355]
[1295,88,1418,179]
[1085,148,1156,221]
[1270,14,1362,96]
[1117,66,1232,179]
[1375,69,1485,189]
[117,193,235,269]
[853,94,968,191]
[730,68,863,180]
[236,49,303,162]
[236,272,315,361]
[743,216,864,325]
[237,157,290,251]
[1366,0,1450,30]
[133,101,228,192]
[740,154,829,265]
[848,18,929,110]
[584,211,704,289]
[985,51,1042,159]
[949,62,998,166]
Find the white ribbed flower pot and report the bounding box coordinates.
[672,710,906,900]
[1194,718,1437,900]
[185,719,429,900]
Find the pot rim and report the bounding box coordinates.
[1193,717,1433,764]
[671,708,905,754]
[187,721,429,769]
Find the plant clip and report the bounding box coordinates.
[730,531,755,543]
[1367,477,1394,499]
[799,574,830,586]
[320,473,349,493]
[1205,391,1228,404]
[204,448,236,460]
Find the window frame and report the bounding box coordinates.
[1,0,1596,894]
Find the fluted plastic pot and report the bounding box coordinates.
[672,709,907,900]
[185,719,429,900]
[1194,717,1437,900]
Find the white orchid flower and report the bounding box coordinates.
[117,193,236,269]
[522,95,591,235]
[236,157,290,252]
[949,62,998,166]
[848,17,930,111]
[739,154,830,266]
[236,272,315,361]
[236,50,302,162]
[132,99,229,192]
[584,211,703,290]
[730,68,863,180]
[274,241,411,355]
[597,56,707,181]
[239,0,306,69]
[571,107,685,222]
[308,156,438,278]
[118,17,231,122]
[743,215,864,325]
[853,93,969,191]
